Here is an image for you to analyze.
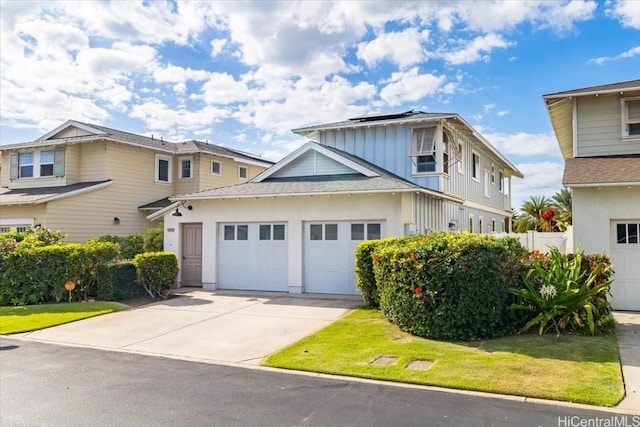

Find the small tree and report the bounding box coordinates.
[143,227,164,252]
[133,252,177,299]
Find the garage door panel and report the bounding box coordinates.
[218,223,288,292]
[611,221,640,311]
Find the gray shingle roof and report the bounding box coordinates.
[1,121,273,165]
[0,180,111,205]
[544,79,640,98]
[563,156,640,185]
[138,197,173,210]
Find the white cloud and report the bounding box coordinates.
[154,65,210,84]
[356,28,429,68]
[511,161,565,210]
[439,33,513,65]
[589,45,640,64]
[129,98,229,134]
[210,38,227,57]
[484,131,561,157]
[497,110,509,116]
[607,0,640,29]
[201,72,252,105]
[379,68,447,106]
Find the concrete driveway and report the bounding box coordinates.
[17,290,362,365]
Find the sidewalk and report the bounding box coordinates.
[614,311,640,411]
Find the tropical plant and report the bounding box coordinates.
[552,187,572,231]
[513,195,553,232]
[509,247,613,337]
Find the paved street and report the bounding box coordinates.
[1,338,635,427]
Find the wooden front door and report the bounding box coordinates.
[181,223,202,287]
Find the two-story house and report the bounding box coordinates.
[152,111,522,293]
[544,79,640,311]
[0,120,273,242]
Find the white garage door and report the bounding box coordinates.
[218,223,288,291]
[304,221,383,295]
[611,221,640,311]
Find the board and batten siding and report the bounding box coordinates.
[576,93,640,157]
[412,193,444,234]
[271,150,354,178]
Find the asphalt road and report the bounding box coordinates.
[0,337,634,427]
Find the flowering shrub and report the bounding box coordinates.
[510,247,613,336]
[374,232,524,340]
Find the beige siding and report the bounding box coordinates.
[52,127,94,138]
[174,154,201,195]
[79,141,108,181]
[0,204,47,228]
[63,144,81,184]
[577,93,640,156]
[45,184,156,242]
[196,154,266,191]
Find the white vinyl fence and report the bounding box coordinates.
[492,226,573,254]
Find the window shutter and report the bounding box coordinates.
[627,100,640,123]
[53,149,65,177]
[410,128,436,156]
[10,153,19,180]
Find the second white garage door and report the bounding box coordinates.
[218,223,288,291]
[610,221,640,311]
[304,221,383,295]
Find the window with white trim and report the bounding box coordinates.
[622,98,640,137]
[211,160,221,175]
[155,154,172,183]
[443,135,450,175]
[468,215,474,233]
[19,153,33,178]
[9,149,65,180]
[616,223,640,244]
[224,224,248,240]
[410,127,436,173]
[490,164,496,185]
[472,151,480,180]
[491,219,496,232]
[238,165,248,180]
[259,224,286,241]
[179,157,193,179]
[310,223,338,241]
[40,151,54,176]
[484,169,490,197]
[499,170,504,193]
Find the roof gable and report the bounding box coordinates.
[252,142,378,182]
[37,120,107,142]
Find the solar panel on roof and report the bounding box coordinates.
[348,110,419,122]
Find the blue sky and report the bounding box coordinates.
[1,0,639,210]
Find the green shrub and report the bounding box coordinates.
[143,227,164,252]
[355,236,420,308]
[96,261,147,301]
[375,233,524,341]
[510,247,613,336]
[0,240,117,306]
[133,252,177,298]
[87,234,145,260]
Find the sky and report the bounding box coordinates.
[0,0,639,210]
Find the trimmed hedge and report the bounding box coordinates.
[0,241,118,306]
[355,236,421,308]
[87,234,145,260]
[96,261,147,301]
[373,232,525,341]
[133,252,178,298]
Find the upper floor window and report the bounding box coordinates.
[238,165,248,180]
[622,98,640,137]
[472,151,480,181]
[179,157,192,179]
[457,142,464,174]
[499,170,504,193]
[443,136,450,175]
[10,149,65,180]
[40,151,54,176]
[155,154,172,183]
[490,164,496,184]
[410,127,436,174]
[211,160,221,176]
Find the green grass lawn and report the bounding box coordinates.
[0,301,130,334]
[263,308,624,407]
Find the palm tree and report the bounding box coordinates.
[552,187,572,230]
[513,195,553,232]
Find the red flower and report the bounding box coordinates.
[414,287,422,295]
[410,252,417,259]
[424,295,430,303]
[541,208,556,221]
[373,256,380,264]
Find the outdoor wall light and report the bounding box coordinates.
[171,202,193,217]
[113,217,120,224]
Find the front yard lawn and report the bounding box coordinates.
[263,308,624,407]
[0,301,129,334]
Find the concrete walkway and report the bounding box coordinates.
[614,311,640,411]
[17,290,362,365]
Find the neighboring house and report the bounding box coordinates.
[0,120,273,241]
[152,111,522,293]
[544,79,640,311]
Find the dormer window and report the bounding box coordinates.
[622,98,640,137]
